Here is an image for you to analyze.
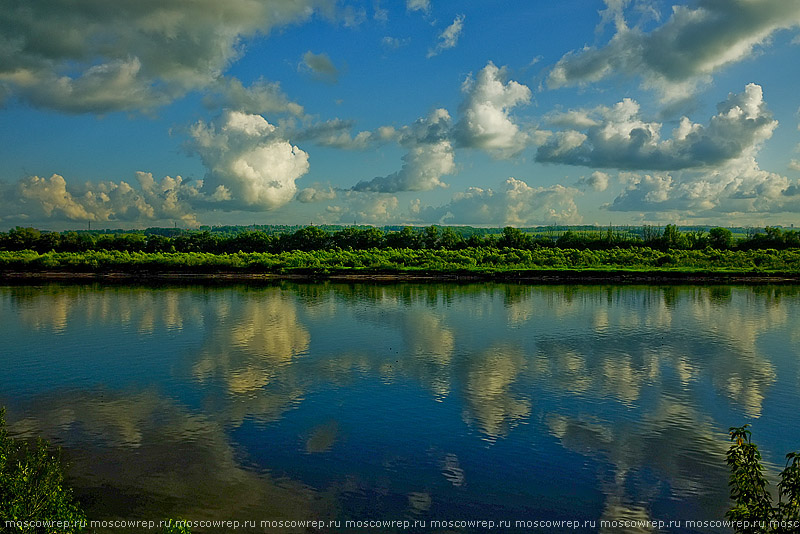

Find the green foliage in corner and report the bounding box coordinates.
[0,408,86,533]
[727,425,800,533]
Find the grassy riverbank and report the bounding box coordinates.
[2,247,800,282]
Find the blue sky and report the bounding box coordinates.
[1,0,800,229]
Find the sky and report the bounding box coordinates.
[2,0,800,230]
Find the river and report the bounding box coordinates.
[2,283,799,532]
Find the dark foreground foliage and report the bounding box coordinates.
[1,410,189,534]
[727,426,800,533]
[0,408,86,533]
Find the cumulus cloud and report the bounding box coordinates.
[0,0,327,113]
[548,0,800,100]
[608,155,800,217]
[455,62,533,158]
[294,119,387,150]
[299,51,340,84]
[428,15,465,58]
[328,191,401,224]
[790,160,800,172]
[537,84,777,171]
[350,63,537,192]
[349,193,401,223]
[2,172,201,226]
[578,171,611,192]
[189,110,310,210]
[413,177,582,226]
[352,109,455,192]
[545,109,600,129]
[204,78,305,117]
[296,186,337,203]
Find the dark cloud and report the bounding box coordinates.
[548,0,800,100]
[299,51,340,84]
[0,0,331,113]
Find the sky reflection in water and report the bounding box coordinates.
[2,283,799,532]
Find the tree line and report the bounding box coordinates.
[3,246,800,274]
[2,224,800,255]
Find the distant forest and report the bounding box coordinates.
[2,224,799,254]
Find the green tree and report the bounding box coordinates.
[465,233,490,248]
[660,224,689,249]
[439,227,464,250]
[556,230,583,249]
[333,227,384,250]
[498,227,531,249]
[225,231,273,253]
[38,232,61,252]
[280,226,332,251]
[709,227,734,250]
[6,227,42,251]
[0,408,86,533]
[686,230,708,249]
[422,225,441,249]
[385,227,422,249]
[58,232,94,252]
[145,234,175,253]
[174,231,220,253]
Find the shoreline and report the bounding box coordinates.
[2,269,799,284]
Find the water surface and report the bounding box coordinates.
[2,283,799,532]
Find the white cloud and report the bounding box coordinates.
[545,131,588,157]
[427,15,465,58]
[16,174,95,221]
[299,51,340,84]
[340,5,367,28]
[545,110,600,129]
[455,62,533,158]
[189,111,310,210]
[406,0,431,14]
[349,64,537,193]
[415,178,582,226]
[335,192,401,224]
[790,160,800,172]
[578,171,611,192]
[608,156,800,217]
[374,1,389,22]
[296,186,337,203]
[353,141,454,193]
[0,0,328,113]
[4,172,202,225]
[352,109,455,192]
[382,36,410,50]
[205,78,305,117]
[548,0,800,101]
[537,84,777,171]
[295,119,382,150]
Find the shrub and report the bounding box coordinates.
[0,408,86,533]
[727,425,800,533]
